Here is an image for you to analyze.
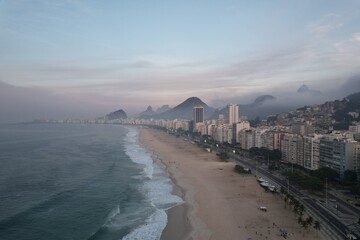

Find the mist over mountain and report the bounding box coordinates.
[135,106,156,118]
[340,74,360,96]
[1,73,360,123]
[209,76,360,120]
[297,84,322,95]
[156,105,171,114]
[211,94,279,120]
[151,97,216,120]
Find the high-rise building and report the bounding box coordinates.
[227,104,239,125]
[234,121,251,143]
[193,105,204,124]
[354,142,360,182]
[319,136,355,179]
[303,134,321,170]
[281,133,304,166]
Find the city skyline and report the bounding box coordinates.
[1,1,360,122]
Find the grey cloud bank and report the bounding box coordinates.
[0,74,359,123]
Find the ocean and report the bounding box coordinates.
[0,123,182,240]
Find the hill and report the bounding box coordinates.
[156,105,171,113]
[151,97,216,120]
[105,109,127,120]
[211,95,278,120]
[332,92,360,129]
[136,106,156,118]
[267,91,360,130]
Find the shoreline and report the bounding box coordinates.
[139,133,194,240]
[151,153,193,240]
[139,127,325,240]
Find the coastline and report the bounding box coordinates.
[151,152,193,240]
[139,127,325,240]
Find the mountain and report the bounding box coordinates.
[211,94,279,120]
[105,109,127,120]
[151,97,216,120]
[253,95,276,105]
[346,92,360,103]
[156,105,171,113]
[332,91,360,129]
[137,106,156,118]
[267,91,360,130]
[297,84,322,95]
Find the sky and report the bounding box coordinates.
[1,0,360,122]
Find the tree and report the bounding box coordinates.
[298,216,303,225]
[313,221,321,237]
[271,149,282,160]
[299,204,305,215]
[217,151,229,161]
[343,170,357,185]
[306,216,314,230]
[294,204,299,215]
[312,167,339,182]
[280,186,285,195]
[284,196,289,208]
[301,219,309,236]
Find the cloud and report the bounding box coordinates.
[310,23,343,34]
[340,74,360,95]
[308,13,344,36]
[351,33,360,42]
[0,81,124,123]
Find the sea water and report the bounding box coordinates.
[0,123,182,240]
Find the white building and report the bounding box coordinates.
[227,104,239,125]
[303,134,321,170]
[319,136,356,179]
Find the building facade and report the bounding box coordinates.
[227,104,239,125]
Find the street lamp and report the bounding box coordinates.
[233,150,236,160]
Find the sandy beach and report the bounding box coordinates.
[139,127,325,240]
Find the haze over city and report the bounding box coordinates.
[1,0,360,123]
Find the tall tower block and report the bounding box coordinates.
[193,104,204,123]
[227,104,239,125]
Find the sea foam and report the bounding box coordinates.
[124,128,154,179]
[122,209,167,240]
[122,127,183,240]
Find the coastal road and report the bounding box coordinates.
[229,153,357,240]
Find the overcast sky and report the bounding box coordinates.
[1,0,360,122]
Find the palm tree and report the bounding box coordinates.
[299,203,305,216]
[306,216,314,227]
[289,195,295,208]
[306,216,314,234]
[314,221,321,237]
[301,220,309,236]
[298,216,303,225]
[280,186,285,195]
[293,201,300,214]
[284,196,288,208]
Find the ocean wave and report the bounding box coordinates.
[143,164,183,209]
[122,127,183,240]
[103,205,120,226]
[124,128,154,179]
[121,209,167,240]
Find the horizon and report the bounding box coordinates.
[1,1,360,123]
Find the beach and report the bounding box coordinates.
[139,127,325,240]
